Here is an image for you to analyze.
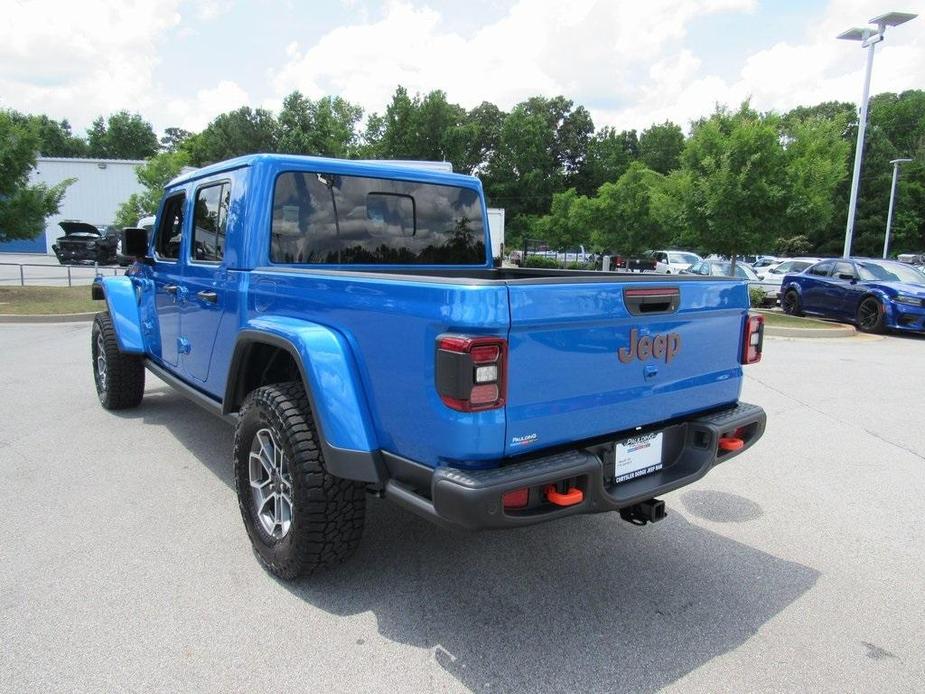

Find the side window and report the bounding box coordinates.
[192,182,229,263]
[155,194,185,260]
[808,261,834,277]
[833,262,856,280]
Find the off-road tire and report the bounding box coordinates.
[234,381,366,580]
[856,296,886,334]
[92,312,145,410]
[782,289,803,317]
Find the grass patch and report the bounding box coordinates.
[0,286,101,315]
[755,309,843,329]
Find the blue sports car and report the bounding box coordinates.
[781,258,925,334]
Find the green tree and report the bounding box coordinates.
[87,111,159,159]
[114,151,190,227]
[670,104,788,267]
[0,111,73,242]
[482,95,594,238]
[277,91,363,158]
[639,121,684,174]
[781,115,850,241]
[573,127,639,195]
[183,106,278,166]
[7,112,88,157]
[588,162,671,255]
[160,127,193,153]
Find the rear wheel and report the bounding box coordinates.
[856,297,886,333]
[91,312,145,409]
[781,289,803,316]
[234,381,366,580]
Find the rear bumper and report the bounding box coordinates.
[384,402,766,530]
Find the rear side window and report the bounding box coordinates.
[192,182,230,263]
[154,194,185,260]
[270,171,486,265]
[808,261,834,277]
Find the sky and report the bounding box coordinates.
[1,0,923,137]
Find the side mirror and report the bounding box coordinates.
[836,272,856,281]
[122,227,150,260]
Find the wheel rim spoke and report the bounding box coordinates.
[249,427,292,539]
[95,333,107,390]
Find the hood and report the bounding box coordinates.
[58,221,102,237]
[871,281,925,298]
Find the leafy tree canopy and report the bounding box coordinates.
[0,111,73,242]
[87,111,159,159]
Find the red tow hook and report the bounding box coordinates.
[718,436,745,452]
[544,484,584,507]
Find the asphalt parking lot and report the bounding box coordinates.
[1,323,923,692]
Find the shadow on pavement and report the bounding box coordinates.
[120,385,818,693]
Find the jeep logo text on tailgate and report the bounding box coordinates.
[618,329,681,364]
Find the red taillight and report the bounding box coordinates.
[742,314,764,364]
[436,335,507,411]
[502,488,529,510]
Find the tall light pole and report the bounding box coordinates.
[883,157,912,258]
[837,11,917,258]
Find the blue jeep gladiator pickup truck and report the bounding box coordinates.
[92,154,766,579]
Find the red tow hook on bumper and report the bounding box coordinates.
[718,436,745,452]
[544,485,584,507]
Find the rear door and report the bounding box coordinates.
[181,180,231,383]
[801,261,835,313]
[149,194,186,367]
[828,261,860,317]
[504,278,747,457]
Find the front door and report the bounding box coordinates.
[181,181,231,383]
[150,194,186,367]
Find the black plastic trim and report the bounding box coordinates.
[144,359,236,424]
[381,402,767,530]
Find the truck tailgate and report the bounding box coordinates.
[504,279,748,457]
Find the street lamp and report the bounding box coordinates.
[883,157,913,258]
[837,11,917,258]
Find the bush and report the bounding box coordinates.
[523,255,560,268]
[748,286,767,308]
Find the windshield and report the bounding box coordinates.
[856,261,925,285]
[669,252,700,265]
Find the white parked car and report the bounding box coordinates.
[648,250,702,274]
[755,257,822,302]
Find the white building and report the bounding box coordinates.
[1,157,146,254]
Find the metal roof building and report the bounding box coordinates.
[0,157,147,254]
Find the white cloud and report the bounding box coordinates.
[0,0,245,134]
[166,80,251,131]
[269,0,925,133]
[599,0,925,130]
[269,0,756,120]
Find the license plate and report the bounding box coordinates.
[615,432,663,483]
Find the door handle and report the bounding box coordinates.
[197,290,218,303]
[164,284,178,295]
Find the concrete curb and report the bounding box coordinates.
[0,312,97,324]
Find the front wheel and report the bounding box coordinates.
[856,297,886,333]
[234,382,366,580]
[92,312,145,409]
[781,289,803,316]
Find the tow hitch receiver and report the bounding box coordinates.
[620,498,667,525]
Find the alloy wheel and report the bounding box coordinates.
[249,428,293,539]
